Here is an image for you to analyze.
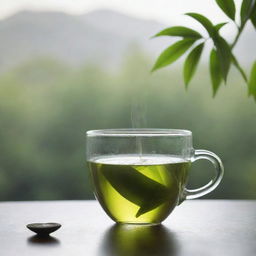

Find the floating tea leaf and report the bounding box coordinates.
[101,164,175,217]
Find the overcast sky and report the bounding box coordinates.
[0,0,242,24]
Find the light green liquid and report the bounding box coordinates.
[89,155,190,224]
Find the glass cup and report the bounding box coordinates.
[86,129,224,225]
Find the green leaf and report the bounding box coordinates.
[185,13,216,38]
[250,4,256,28]
[210,49,223,96]
[241,0,255,25]
[215,0,236,20]
[151,38,196,72]
[183,42,204,87]
[248,61,256,100]
[231,54,248,82]
[186,14,231,82]
[213,36,232,82]
[214,22,228,32]
[152,26,202,39]
[101,164,173,217]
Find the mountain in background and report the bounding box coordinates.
[0,9,255,72]
[0,9,164,72]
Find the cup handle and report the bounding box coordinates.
[185,149,224,199]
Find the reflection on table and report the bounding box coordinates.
[99,224,178,256]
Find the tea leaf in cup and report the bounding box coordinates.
[101,165,173,217]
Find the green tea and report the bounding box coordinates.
[88,155,190,224]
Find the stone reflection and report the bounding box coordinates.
[27,235,60,247]
[99,224,178,256]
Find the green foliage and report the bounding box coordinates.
[210,49,223,96]
[249,62,256,100]
[151,39,196,72]
[185,13,216,38]
[216,0,236,20]
[214,22,228,31]
[183,42,204,87]
[214,36,232,82]
[240,0,255,25]
[152,0,255,98]
[251,4,256,28]
[153,26,202,39]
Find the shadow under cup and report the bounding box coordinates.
[86,129,224,225]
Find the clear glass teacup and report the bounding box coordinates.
[86,129,224,225]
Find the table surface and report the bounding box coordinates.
[0,200,255,256]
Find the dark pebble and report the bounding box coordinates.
[26,223,61,236]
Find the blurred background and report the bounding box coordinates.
[0,0,256,201]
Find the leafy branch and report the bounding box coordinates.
[152,0,256,99]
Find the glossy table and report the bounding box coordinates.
[0,200,255,256]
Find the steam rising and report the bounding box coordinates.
[131,95,147,157]
[131,97,147,129]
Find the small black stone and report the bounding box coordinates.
[26,223,61,236]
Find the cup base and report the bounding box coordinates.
[116,221,161,226]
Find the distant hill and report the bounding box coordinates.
[0,9,164,72]
[0,9,255,72]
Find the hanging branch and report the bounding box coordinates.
[152,0,256,100]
